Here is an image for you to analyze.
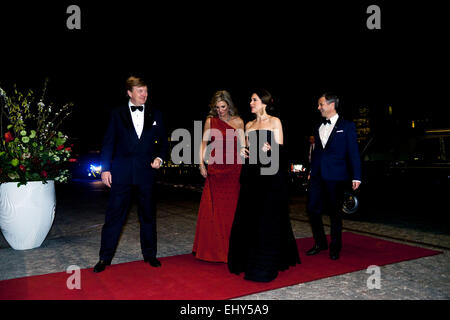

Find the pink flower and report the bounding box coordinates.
[19,164,26,172]
[56,145,64,151]
[41,170,48,178]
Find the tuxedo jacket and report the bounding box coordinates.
[310,117,361,182]
[100,104,169,185]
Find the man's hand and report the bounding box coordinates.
[352,181,361,190]
[101,171,112,188]
[151,158,162,169]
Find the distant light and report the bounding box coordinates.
[90,164,102,172]
[388,106,393,115]
[412,121,415,128]
[426,129,450,133]
[89,164,102,178]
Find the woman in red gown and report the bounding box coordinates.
[192,90,244,263]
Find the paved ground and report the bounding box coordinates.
[0,180,449,300]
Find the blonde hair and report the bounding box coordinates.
[126,76,147,92]
[207,90,238,118]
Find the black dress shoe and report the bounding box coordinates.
[144,257,162,267]
[330,250,340,260]
[306,244,328,256]
[93,260,111,273]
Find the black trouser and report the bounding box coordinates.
[99,183,157,262]
[307,178,346,252]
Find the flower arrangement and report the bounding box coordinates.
[0,79,75,186]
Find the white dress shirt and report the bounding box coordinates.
[319,113,339,148]
[128,101,163,165]
[129,101,145,139]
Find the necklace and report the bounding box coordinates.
[220,114,231,122]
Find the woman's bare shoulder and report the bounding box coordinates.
[245,119,256,129]
[270,116,282,127]
[204,116,213,126]
[230,116,243,124]
[269,115,281,123]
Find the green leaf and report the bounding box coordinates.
[22,136,30,143]
[55,138,65,146]
[8,172,19,180]
[11,158,19,166]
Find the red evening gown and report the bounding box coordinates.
[192,117,242,262]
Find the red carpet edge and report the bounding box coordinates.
[0,232,442,300]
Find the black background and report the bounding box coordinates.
[1,1,447,156]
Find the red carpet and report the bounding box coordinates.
[0,232,441,300]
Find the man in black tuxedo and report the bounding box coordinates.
[306,93,361,260]
[93,76,168,272]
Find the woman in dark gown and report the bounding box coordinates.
[228,89,300,282]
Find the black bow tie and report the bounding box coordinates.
[322,118,331,125]
[131,105,143,112]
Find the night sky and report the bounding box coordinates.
[1,1,447,158]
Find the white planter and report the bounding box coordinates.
[0,181,56,250]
